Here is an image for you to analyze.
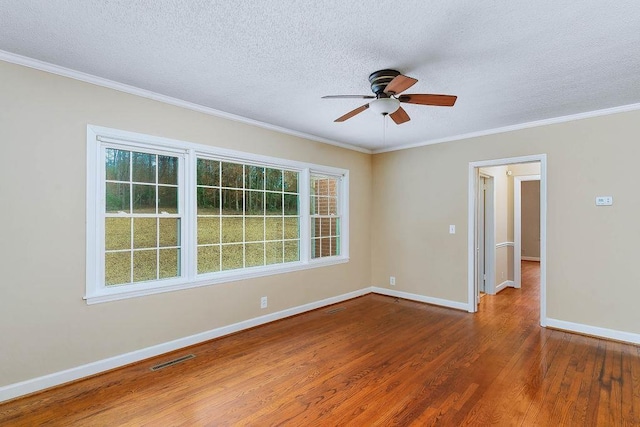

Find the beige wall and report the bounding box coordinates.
[0,61,372,387]
[372,110,640,335]
[3,57,640,391]
[521,181,541,258]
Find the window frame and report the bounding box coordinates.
[86,125,349,304]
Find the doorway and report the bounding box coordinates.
[467,155,547,327]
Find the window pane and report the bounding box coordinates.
[328,197,338,215]
[283,170,298,193]
[105,251,131,286]
[317,178,330,196]
[312,238,320,258]
[284,240,299,262]
[132,152,156,183]
[245,165,264,190]
[158,186,178,214]
[222,217,243,243]
[105,148,130,182]
[245,191,264,215]
[133,218,157,249]
[320,238,331,257]
[133,184,156,213]
[198,245,220,274]
[310,196,317,215]
[159,218,180,247]
[265,217,282,240]
[283,194,298,215]
[198,217,220,244]
[265,192,282,215]
[105,217,131,250]
[159,248,180,279]
[265,168,282,191]
[198,188,220,214]
[322,217,330,237]
[106,183,130,213]
[221,189,243,215]
[157,155,178,185]
[312,218,321,239]
[245,243,265,267]
[221,162,243,188]
[284,217,299,239]
[318,197,329,215]
[197,159,220,187]
[245,217,264,242]
[221,244,243,270]
[133,249,157,282]
[265,241,283,265]
[328,179,338,196]
[332,237,340,256]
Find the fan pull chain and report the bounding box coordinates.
[382,115,387,147]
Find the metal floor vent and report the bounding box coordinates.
[326,306,346,314]
[150,354,195,371]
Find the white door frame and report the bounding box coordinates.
[467,154,547,327]
[514,175,540,289]
[477,175,485,298]
[477,174,495,298]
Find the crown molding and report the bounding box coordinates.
[373,102,640,154]
[0,50,371,155]
[4,49,639,157]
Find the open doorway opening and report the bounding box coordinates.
[514,175,540,288]
[467,155,547,327]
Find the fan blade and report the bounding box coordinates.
[322,95,375,99]
[335,104,370,122]
[389,106,410,125]
[399,94,457,106]
[384,74,418,95]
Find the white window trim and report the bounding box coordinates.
[86,125,349,304]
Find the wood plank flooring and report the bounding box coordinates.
[2,261,639,425]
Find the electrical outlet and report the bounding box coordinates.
[390,276,396,286]
[260,296,268,309]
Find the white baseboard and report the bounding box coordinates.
[521,256,540,261]
[0,287,371,403]
[546,318,640,345]
[495,280,515,293]
[371,287,468,311]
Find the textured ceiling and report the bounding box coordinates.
[1,1,639,152]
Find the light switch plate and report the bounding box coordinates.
[595,196,613,206]
[449,225,456,234]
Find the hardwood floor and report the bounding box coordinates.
[2,261,639,425]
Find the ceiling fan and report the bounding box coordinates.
[322,69,457,125]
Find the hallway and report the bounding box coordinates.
[479,260,540,320]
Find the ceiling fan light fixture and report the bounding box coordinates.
[369,97,400,116]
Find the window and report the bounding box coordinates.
[310,175,341,258]
[104,148,183,286]
[196,159,300,273]
[86,126,349,303]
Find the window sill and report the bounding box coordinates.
[84,256,349,304]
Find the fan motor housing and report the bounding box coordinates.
[368,69,401,95]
